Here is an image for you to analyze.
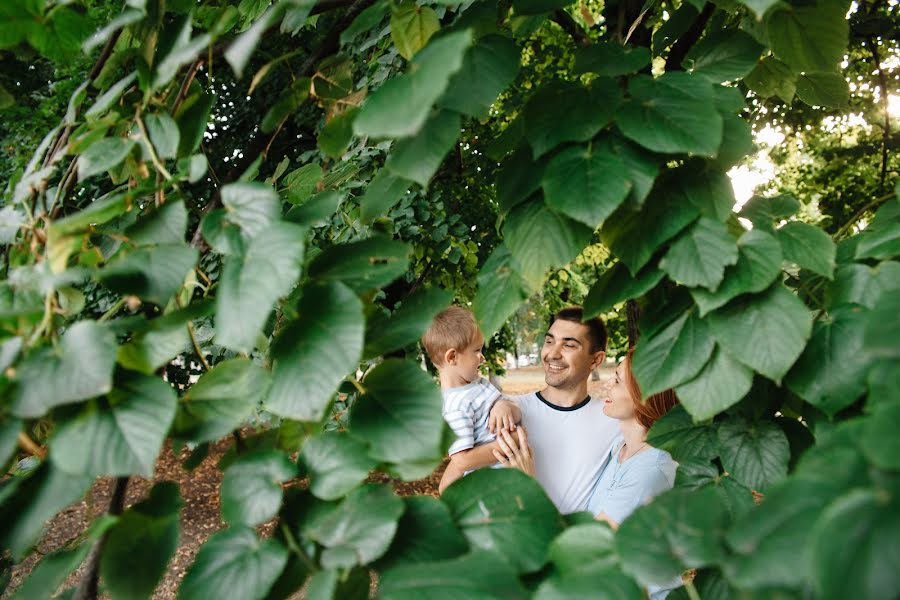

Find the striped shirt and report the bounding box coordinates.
[442,377,501,456]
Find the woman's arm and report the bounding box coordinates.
[491,427,536,476]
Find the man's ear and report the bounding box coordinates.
[591,350,606,370]
[444,348,457,365]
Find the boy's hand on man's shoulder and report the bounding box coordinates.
[488,399,521,433]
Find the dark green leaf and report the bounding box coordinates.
[99,243,198,306]
[712,113,755,170]
[221,451,296,526]
[573,42,650,77]
[795,71,849,108]
[85,72,138,120]
[221,182,281,238]
[200,208,245,256]
[318,108,358,158]
[646,405,720,464]
[855,199,900,260]
[390,1,440,60]
[376,496,469,570]
[660,217,739,290]
[267,282,364,421]
[118,320,189,375]
[632,309,716,397]
[512,0,573,15]
[176,91,215,157]
[300,432,377,500]
[676,346,754,421]
[340,0,388,44]
[739,194,800,230]
[0,418,21,468]
[438,35,520,119]
[77,138,136,181]
[474,244,532,339]
[766,2,848,72]
[364,286,453,358]
[584,262,664,319]
[674,460,754,520]
[609,135,660,207]
[716,418,789,491]
[547,522,617,575]
[442,469,563,573]
[302,484,404,569]
[308,236,411,294]
[261,77,310,134]
[359,170,412,224]
[153,17,210,88]
[861,403,900,470]
[11,542,89,599]
[684,30,764,82]
[304,568,370,600]
[144,114,180,160]
[126,200,188,246]
[863,290,900,358]
[284,190,343,228]
[496,147,544,215]
[385,109,461,187]
[224,4,284,78]
[744,56,796,103]
[826,261,900,310]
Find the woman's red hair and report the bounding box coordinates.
[622,349,680,430]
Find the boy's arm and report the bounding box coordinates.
[488,399,522,433]
[439,462,464,494]
[448,441,501,472]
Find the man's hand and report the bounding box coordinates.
[488,399,521,433]
[492,426,535,476]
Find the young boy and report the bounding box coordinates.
[422,306,520,493]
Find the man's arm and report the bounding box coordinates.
[447,441,501,472]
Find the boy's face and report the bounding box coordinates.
[447,332,485,386]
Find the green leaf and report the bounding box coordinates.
[308,236,411,294]
[660,217,739,290]
[378,549,527,599]
[178,527,289,600]
[616,487,727,586]
[126,200,188,246]
[512,0,573,15]
[739,194,800,230]
[583,262,664,318]
[674,460,755,520]
[534,568,644,600]
[144,114,180,160]
[785,306,870,416]
[77,137,136,181]
[795,71,849,108]
[524,79,621,158]
[646,405,720,464]
[573,42,650,77]
[340,0,388,44]
[675,346,754,421]
[474,244,530,339]
[349,358,446,467]
[215,222,305,352]
[744,56,796,103]
[318,108,358,158]
[438,35,520,119]
[390,1,440,60]
[739,0,781,19]
[261,77,310,134]
[359,170,412,224]
[176,91,215,157]
[809,489,900,600]
[385,109,461,187]
[632,309,716,397]
[684,30,764,82]
[301,484,405,569]
[707,284,813,383]
[443,469,563,573]
[221,451,296,526]
[267,282,364,421]
[284,190,343,228]
[304,568,370,600]
[0,417,21,468]
[11,541,89,599]
[85,72,139,120]
[863,290,900,359]
[179,358,271,443]
[861,403,900,470]
[46,191,128,236]
[542,140,632,228]
[547,522,617,575]
[766,2,848,72]
[31,6,93,62]
[716,418,789,491]
[354,29,472,138]
[691,229,783,316]
[281,163,323,206]
[200,209,245,256]
[712,113,755,170]
[100,482,182,600]
[364,286,453,358]
[153,17,210,88]
[224,3,284,78]
[299,432,377,500]
[0,462,93,559]
[99,244,198,306]
[505,198,593,291]
[855,200,900,260]
[376,496,469,570]
[12,321,117,418]
[221,182,281,238]
[616,72,722,157]
[495,147,544,215]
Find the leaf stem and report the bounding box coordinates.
[187,321,211,371]
[280,523,318,573]
[18,431,47,459]
[134,114,175,183]
[98,297,127,322]
[833,192,894,240]
[684,579,701,600]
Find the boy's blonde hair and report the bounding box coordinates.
[422,306,480,366]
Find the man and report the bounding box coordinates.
[488,307,619,514]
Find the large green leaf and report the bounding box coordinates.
[610,135,660,207]
[224,3,284,78]
[524,79,621,158]
[744,56,796,104]
[221,451,296,527]
[766,1,848,72]
[574,42,650,77]
[583,262,664,319]
[178,527,288,600]
[51,371,176,478]
[364,286,453,358]
[785,306,870,416]
[300,432,377,501]
[281,163,323,206]
[809,489,900,600]
[12,321,118,418]
[861,402,900,470]
[546,522,617,575]
[504,197,593,291]
[535,568,643,600]
[144,114,181,160]
[684,30,764,83]
[10,541,90,600]
[795,72,849,108]
[350,359,445,468]
[308,236,411,294]
[674,460,754,520]
[712,112,755,170]
[691,229,783,317]
[390,1,440,60]
[359,170,412,224]
[616,72,722,156]
[646,405,719,464]
[632,309,715,397]
[376,496,469,571]
[675,168,735,222]
[377,549,527,599]
[385,109,460,187]
[616,487,727,586]
[220,182,281,238]
[318,107,358,159]
[153,16,210,88]
[863,289,900,359]
[495,147,544,215]
[126,200,188,246]
[98,243,198,306]
[179,358,270,443]
[541,140,632,228]
[442,469,563,573]
[0,417,21,468]
[438,35,520,119]
[739,194,800,230]
[176,91,215,157]
[261,78,310,134]
[302,484,405,569]
[707,284,813,383]
[854,198,900,260]
[0,462,93,559]
[100,482,182,600]
[675,346,754,421]
[660,217,739,290]
[716,418,789,491]
[215,222,305,352]
[266,282,364,421]
[118,305,209,375]
[77,137,135,181]
[354,30,472,138]
[474,244,532,339]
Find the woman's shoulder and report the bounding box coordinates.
[622,447,677,488]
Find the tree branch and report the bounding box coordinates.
[73,477,129,600]
[551,10,591,47]
[664,2,715,72]
[867,36,891,189]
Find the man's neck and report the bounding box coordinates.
[539,384,590,408]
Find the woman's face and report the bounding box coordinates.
[602,361,636,421]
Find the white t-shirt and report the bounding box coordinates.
[513,391,619,514]
[442,377,501,456]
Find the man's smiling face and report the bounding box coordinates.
[541,318,605,390]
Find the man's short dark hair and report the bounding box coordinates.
[552,307,608,353]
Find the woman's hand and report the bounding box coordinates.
[492,426,536,476]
